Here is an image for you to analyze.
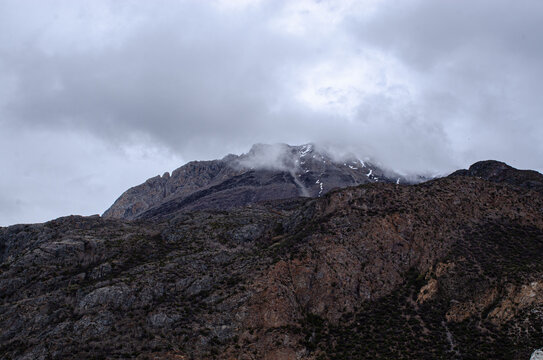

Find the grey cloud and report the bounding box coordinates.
[350,0,543,170]
[2,0,543,224]
[354,0,543,71]
[2,1,315,159]
[1,0,459,173]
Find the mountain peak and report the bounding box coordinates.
[103,143,405,220]
[450,160,543,193]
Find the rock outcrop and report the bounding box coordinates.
[451,160,543,194]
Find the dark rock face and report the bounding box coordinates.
[2,161,543,359]
[103,144,405,220]
[451,160,543,193]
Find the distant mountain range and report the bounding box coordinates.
[103,143,420,220]
[2,144,543,359]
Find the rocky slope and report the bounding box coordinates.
[1,161,543,359]
[103,143,407,220]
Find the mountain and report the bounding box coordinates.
[103,143,408,220]
[1,158,543,359]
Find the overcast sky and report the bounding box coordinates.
[1,0,543,226]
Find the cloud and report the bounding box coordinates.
[1,0,543,224]
[236,143,298,171]
[1,1,313,157]
[0,124,181,226]
[0,0,458,172]
[350,0,543,169]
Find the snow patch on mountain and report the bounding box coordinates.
[531,349,543,360]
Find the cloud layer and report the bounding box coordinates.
[1,0,542,224]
